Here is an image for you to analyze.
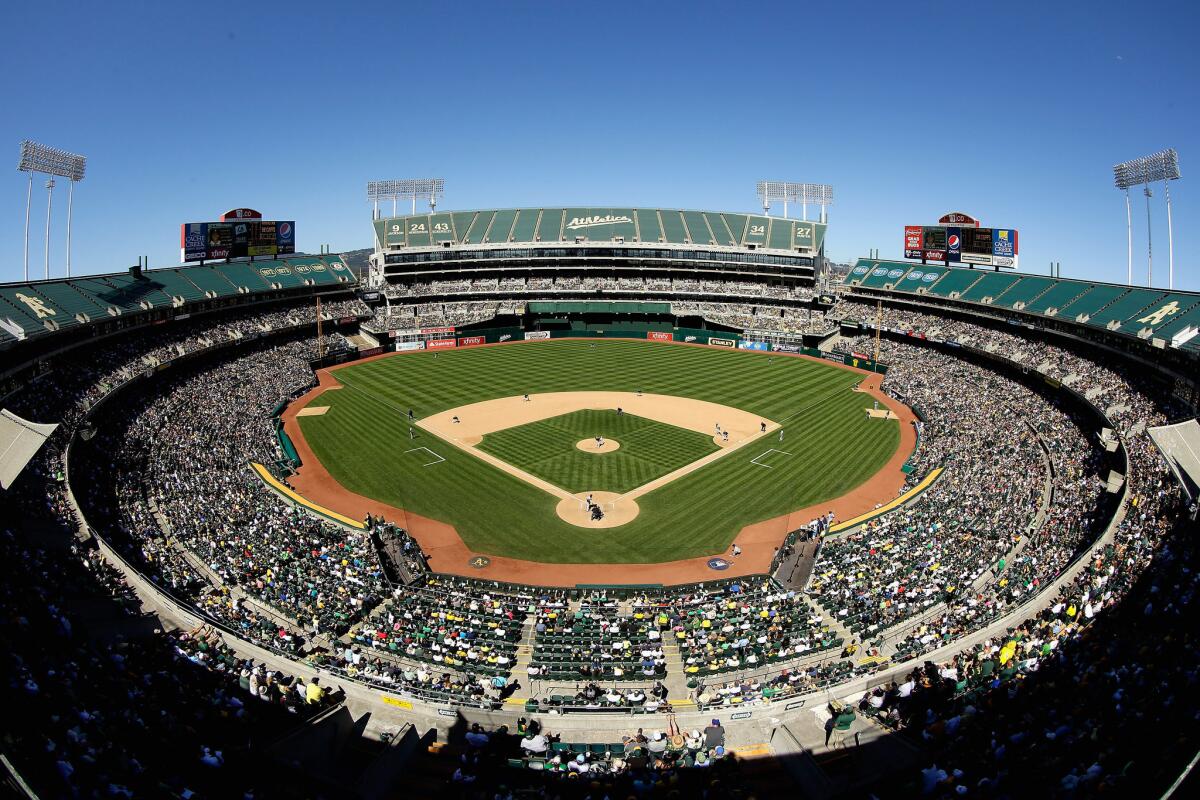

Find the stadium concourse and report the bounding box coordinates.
[0,238,1196,798]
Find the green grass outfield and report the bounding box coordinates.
[477,409,719,494]
[297,340,900,563]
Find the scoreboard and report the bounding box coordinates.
[904,223,1018,268]
[180,220,296,262]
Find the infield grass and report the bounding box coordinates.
[298,340,901,563]
[477,409,719,494]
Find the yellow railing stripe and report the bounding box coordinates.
[250,462,366,530]
[830,467,943,533]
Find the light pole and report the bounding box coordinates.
[17,140,87,281]
[1114,149,1181,289]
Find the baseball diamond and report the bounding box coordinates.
[289,339,904,566]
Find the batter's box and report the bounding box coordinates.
[750,449,793,469]
[404,446,446,467]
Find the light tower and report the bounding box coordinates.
[1114,149,1181,288]
[756,181,834,222]
[17,140,87,280]
[367,178,445,219]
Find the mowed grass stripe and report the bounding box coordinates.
[478,409,718,494]
[299,341,901,563]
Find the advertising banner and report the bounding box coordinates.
[457,335,486,347]
[738,340,769,351]
[992,228,1017,257]
[427,338,456,349]
[419,326,455,335]
[961,252,993,266]
[647,331,673,341]
[772,343,803,353]
[524,331,551,340]
[180,220,295,262]
[946,227,961,263]
[395,341,425,352]
[904,225,922,252]
[709,337,735,348]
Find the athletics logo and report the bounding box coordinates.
[1137,301,1180,326]
[565,214,633,230]
[15,293,57,318]
[707,557,731,571]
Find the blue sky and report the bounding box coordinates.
[1,1,1197,288]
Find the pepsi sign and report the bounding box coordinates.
[946,227,962,263]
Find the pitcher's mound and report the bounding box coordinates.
[576,438,621,453]
[555,491,640,528]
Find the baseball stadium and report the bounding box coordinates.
[2,182,1199,800]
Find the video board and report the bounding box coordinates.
[903,224,1018,268]
[180,220,296,262]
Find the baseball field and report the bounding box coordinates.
[293,339,901,564]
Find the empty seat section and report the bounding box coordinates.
[484,209,517,243]
[703,212,736,246]
[859,262,911,288]
[285,257,337,286]
[0,288,58,335]
[1112,293,1200,334]
[682,211,715,244]
[581,208,636,241]
[1156,304,1200,343]
[214,262,274,292]
[536,209,564,242]
[428,212,456,244]
[508,209,539,243]
[103,272,184,306]
[461,211,495,244]
[846,262,874,284]
[322,257,356,283]
[994,275,1056,308]
[959,272,1020,303]
[742,216,770,246]
[767,219,793,250]
[927,268,985,298]
[1056,284,1126,319]
[381,218,407,247]
[71,276,159,313]
[182,266,240,298]
[261,261,306,289]
[404,215,432,247]
[561,208,589,239]
[1024,280,1090,314]
[659,211,689,244]
[148,269,208,302]
[634,209,662,242]
[1082,288,1166,329]
[32,282,110,322]
[893,265,950,293]
[450,212,477,244]
[721,214,749,244]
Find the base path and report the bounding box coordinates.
[279,341,918,586]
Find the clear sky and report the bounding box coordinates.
[1,1,1197,288]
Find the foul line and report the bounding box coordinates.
[750,449,793,469]
[404,446,445,467]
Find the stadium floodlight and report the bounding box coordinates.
[756,181,833,222]
[17,140,87,281]
[367,177,445,219]
[1113,149,1181,288]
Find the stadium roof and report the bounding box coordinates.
[0,256,355,347]
[373,207,827,254]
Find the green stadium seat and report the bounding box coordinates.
[509,209,539,243]
[536,209,565,242]
[1112,292,1200,334]
[767,218,793,250]
[659,210,689,244]
[704,212,737,245]
[927,268,985,298]
[682,211,715,245]
[634,209,663,242]
[485,209,518,243]
[450,211,478,244]
[993,275,1057,309]
[1055,284,1127,319]
[461,210,495,244]
[93,273,177,308]
[958,272,1020,303]
[1081,288,1165,329]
